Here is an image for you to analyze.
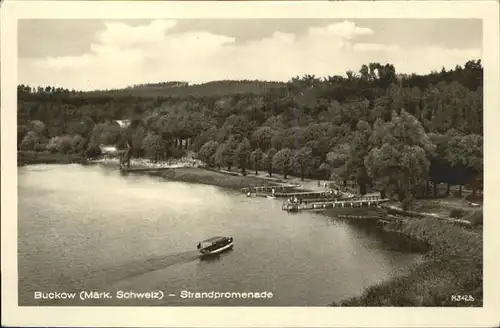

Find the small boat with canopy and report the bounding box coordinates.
[197,236,234,256]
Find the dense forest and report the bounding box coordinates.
[17,60,484,204]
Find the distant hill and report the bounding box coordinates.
[83,80,287,98]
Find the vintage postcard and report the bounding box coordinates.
[1,0,499,327]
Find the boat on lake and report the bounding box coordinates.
[197,236,234,256]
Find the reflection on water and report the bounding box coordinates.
[18,164,425,306]
[342,219,430,253]
[199,248,235,263]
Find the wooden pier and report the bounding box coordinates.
[336,213,385,220]
[281,202,300,212]
[282,196,390,212]
[295,197,340,203]
[241,185,299,193]
[273,190,337,199]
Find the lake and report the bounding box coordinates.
[18,164,424,306]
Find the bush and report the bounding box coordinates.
[401,196,415,211]
[18,150,84,165]
[465,194,483,202]
[169,147,186,159]
[33,143,47,151]
[450,208,465,218]
[86,145,102,159]
[20,131,41,151]
[142,133,165,161]
[469,211,483,227]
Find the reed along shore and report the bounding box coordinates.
[18,151,87,166]
[330,214,482,306]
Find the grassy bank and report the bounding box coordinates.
[136,166,280,190]
[332,214,482,306]
[18,151,87,166]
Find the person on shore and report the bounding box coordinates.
[318,180,321,187]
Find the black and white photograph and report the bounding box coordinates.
[2,1,500,327]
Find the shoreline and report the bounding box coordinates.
[142,166,280,190]
[92,157,300,190]
[19,157,483,306]
[17,151,87,166]
[328,211,482,306]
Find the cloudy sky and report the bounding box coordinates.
[18,19,481,91]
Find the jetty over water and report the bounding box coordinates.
[241,185,299,193]
[336,213,385,220]
[273,190,336,198]
[282,195,390,212]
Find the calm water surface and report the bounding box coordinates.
[18,164,424,306]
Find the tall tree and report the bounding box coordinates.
[249,148,264,175]
[251,126,275,151]
[445,134,483,196]
[234,138,251,175]
[346,120,372,195]
[198,140,220,167]
[142,133,165,162]
[366,110,434,200]
[272,148,294,179]
[293,147,314,181]
[215,136,239,171]
[264,148,278,177]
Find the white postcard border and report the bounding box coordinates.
[2,1,499,327]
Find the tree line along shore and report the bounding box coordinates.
[17,60,483,306]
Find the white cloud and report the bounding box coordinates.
[352,43,401,52]
[97,20,178,47]
[18,20,482,91]
[32,54,93,70]
[308,21,373,39]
